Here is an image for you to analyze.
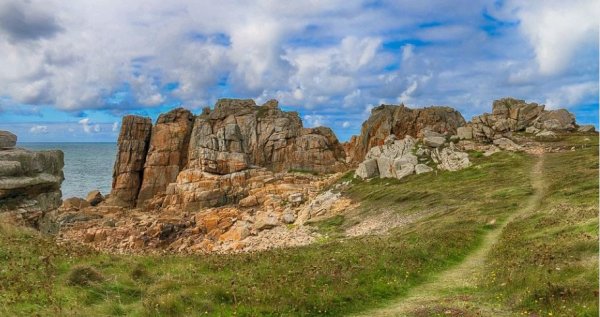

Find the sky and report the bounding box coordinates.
[0,0,598,142]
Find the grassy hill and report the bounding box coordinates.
[0,135,597,316]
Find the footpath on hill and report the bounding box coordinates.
[353,154,546,317]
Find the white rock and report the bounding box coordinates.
[355,159,379,179]
[415,164,433,174]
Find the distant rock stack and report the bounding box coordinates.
[0,130,64,227]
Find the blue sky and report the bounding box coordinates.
[0,0,598,142]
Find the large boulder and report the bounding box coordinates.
[355,158,379,179]
[348,104,466,163]
[0,144,64,227]
[137,108,194,205]
[432,146,471,171]
[108,115,152,207]
[0,131,17,149]
[533,109,576,131]
[85,190,104,206]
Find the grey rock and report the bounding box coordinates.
[525,126,541,134]
[415,164,433,174]
[255,212,279,230]
[535,130,558,140]
[394,162,415,179]
[423,136,446,148]
[578,125,595,132]
[433,147,471,171]
[355,159,379,179]
[456,127,473,140]
[0,130,17,148]
[493,138,521,151]
[281,210,296,224]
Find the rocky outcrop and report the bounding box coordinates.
[137,108,194,205]
[188,99,346,175]
[0,132,64,227]
[109,99,347,209]
[470,98,577,142]
[355,133,471,180]
[108,115,152,207]
[348,104,466,163]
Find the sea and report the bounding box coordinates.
[19,142,117,199]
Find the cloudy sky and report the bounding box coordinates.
[0,0,598,142]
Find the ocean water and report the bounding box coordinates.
[19,142,117,199]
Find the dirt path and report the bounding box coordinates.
[353,155,546,317]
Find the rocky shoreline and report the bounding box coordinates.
[0,97,595,254]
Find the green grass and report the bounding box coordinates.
[0,137,596,316]
[482,135,599,316]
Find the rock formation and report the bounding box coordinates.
[137,108,194,205]
[470,98,577,142]
[187,99,346,175]
[355,133,471,180]
[0,130,64,227]
[109,116,152,207]
[109,99,348,209]
[348,104,466,163]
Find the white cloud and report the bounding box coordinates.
[78,118,96,133]
[0,0,596,139]
[544,82,598,109]
[112,121,119,132]
[303,114,326,128]
[402,44,414,62]
[509,0,599,75]
[341,121,351,128]
[29,125,48,134]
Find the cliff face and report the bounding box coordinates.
[109,116,152,207]
[347,104,466,163]
[110,99,348,208]
[188,99,346,174]
[0,131,64,227]
[137,108,194,205]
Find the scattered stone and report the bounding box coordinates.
[62,197,91,210]
[415,164,433,174]
[86,190,104,206]
[535,130,558,141]
[239,195,258,207]
[281,210,296,224]
[255,212,279,230]
[525,126,541,134]
[493,138,522,151]
[432,147,471,171]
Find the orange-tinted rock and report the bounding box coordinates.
[137,108,194,205]
[187,99,346,175]
[109,115,152,207]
